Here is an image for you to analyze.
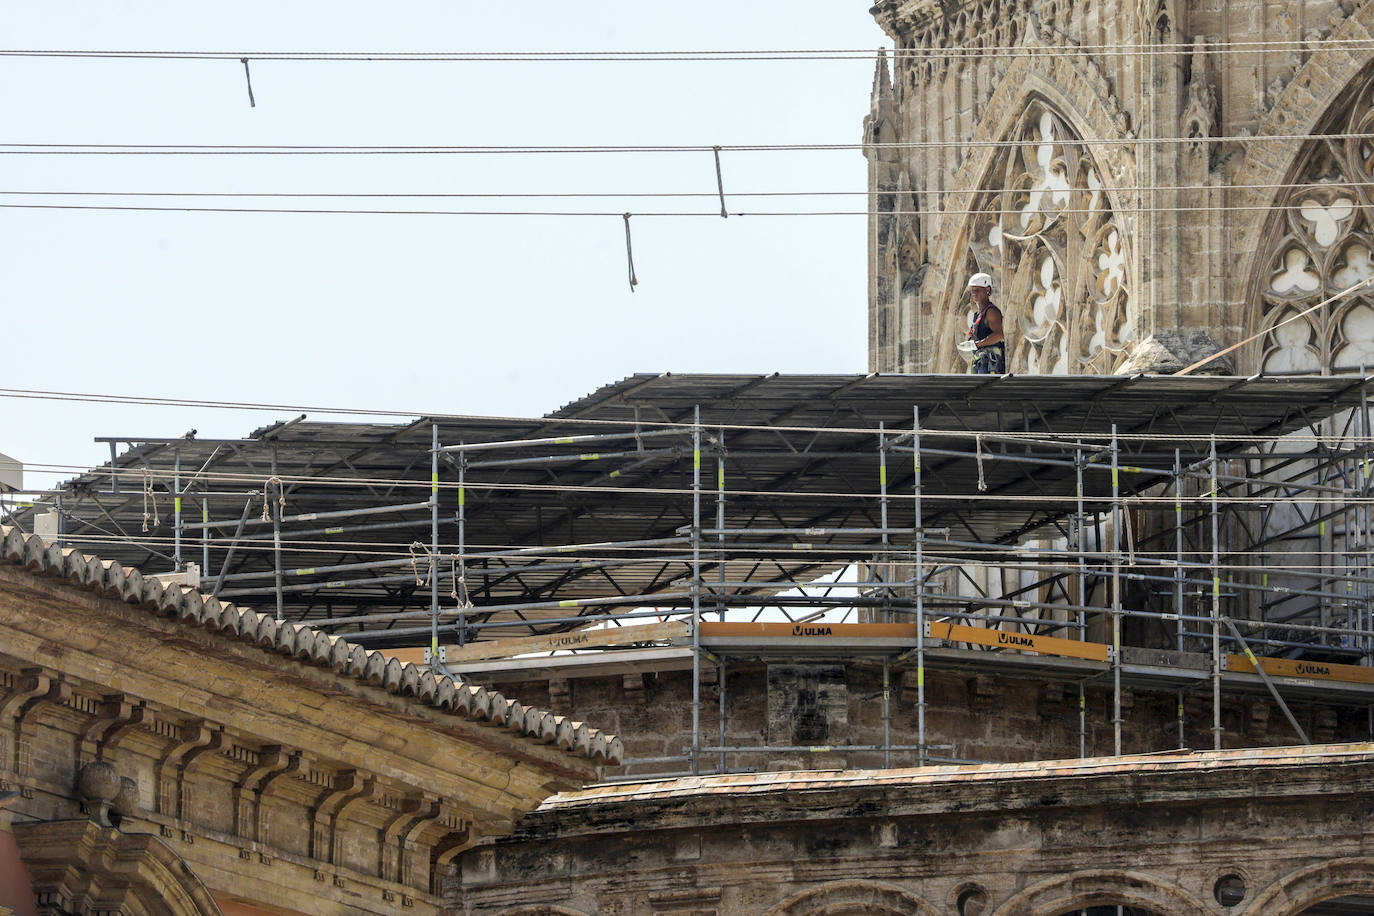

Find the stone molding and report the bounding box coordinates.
[13,819,222,916]
[458,744,1374,914]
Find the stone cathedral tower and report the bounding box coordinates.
[866,0,1374,377]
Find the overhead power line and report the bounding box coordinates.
[3,131,1371,156]
[2,39,1374,61]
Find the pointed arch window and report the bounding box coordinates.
[967,102,1133,374]
[1258,72,1374,375]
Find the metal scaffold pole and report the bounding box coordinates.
[271,447,283,623]
[1111,425,1122,756]
[173,449,183,572]
[914,405,926,766]
[1074,441,1088,758]
[691,404,702,776]
[1174,448,1185,750]
[457,446,467,645]
[1211,436,1223,751]
[430,422,440,667]
[717,428,726,622]
[879,422,890,622]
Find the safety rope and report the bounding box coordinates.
[408,541,431,586]
[450,554,473,608]
[261,476,285,522]
[141,469,160,532]
[976,435,988,492]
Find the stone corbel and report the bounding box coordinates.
[76,694,146,768]
[155,719,223,820]
[428,809,475,897]
[379,792,439,884]
[252,749,306,845]
[306,769,377,865]
[3,670,68,778]
[232,744,295,839]
[331,773,378,867]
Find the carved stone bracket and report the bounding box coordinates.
[155,719,223,820]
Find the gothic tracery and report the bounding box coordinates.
[968,103,1134,374]
[1258,72,1374,375]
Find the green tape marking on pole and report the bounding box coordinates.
[1214,577,1221,600]
[326,580,345,588]
[880,465,888,487]
[1080,694,1086,712]
[555,437,574,445]
[292,568,316,577]
[431,636,439,655]
[324,526,343,535]
[580,453,599,461]
[917,667,924,688]
[694,448,701,471]
[458,487,465,507]
[718,466,725,489]
[1112,468,1119,488]
[431,471,438,492]
[558,599,580,608]
[1320,521,1326,536]
[1121,465,1142,474]
[609,469,622,479]
[1262,573,1268,587]
[174,497,182,514]
[809,746,833,753]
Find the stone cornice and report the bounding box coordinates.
[0,526,621,775]
[519,744,1374,838]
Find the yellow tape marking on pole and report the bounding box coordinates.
[325,526,344,535]
[580,453,599,461]
[175,497,182,514]
[558,599,580,608]
[694,448,701,471]
[880,465,888,487]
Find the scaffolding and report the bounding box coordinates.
[13,373,1374,774]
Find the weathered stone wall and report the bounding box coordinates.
[476,659,1372,777]
[0,532,614,916]
[450,744,1374,915]
[866,0,1374,377]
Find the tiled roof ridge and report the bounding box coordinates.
[544,742,1374,808]
[0,526,621,765]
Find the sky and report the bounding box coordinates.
[0,3,890,493]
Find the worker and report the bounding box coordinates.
[965,272,1005,374]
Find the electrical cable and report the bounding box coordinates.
[2,38,1373,61]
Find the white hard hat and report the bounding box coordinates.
[967,272,993,289]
